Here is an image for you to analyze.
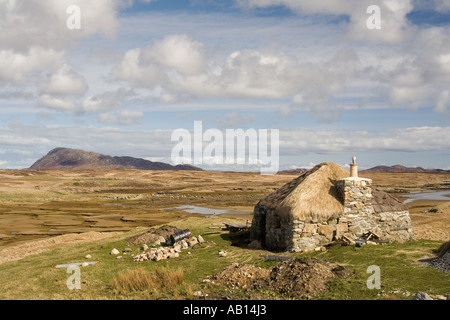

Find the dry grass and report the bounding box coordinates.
[111,266,184,295]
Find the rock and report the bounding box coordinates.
[433,295,447,300]
[157,236,166,244]
[193,291,203,297]
[81,262,89,267]
[412,292,433,300]
[85,254,92,259]
[318,225,334,236]
[150,239,161,246]
[116,256,122,259]
[141,244,149,251]
[188,237,198,247]
[123,248,132,253]
[303,224,317,234]
[219,250,227,257]
[198,235,205,243]
[355,240,365,247]
[248,240,262,250]
[110,248,120,255]
[174,244,182,252]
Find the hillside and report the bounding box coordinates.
[29,147,203,171]
[361,164,450,174]
[281,164,449,174]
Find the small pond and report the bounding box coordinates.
[401,190,450,204]
[172,205,247,216]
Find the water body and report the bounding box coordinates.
[173,205,246,216]
[401,190,450,204]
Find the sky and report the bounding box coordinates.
[0,0,450,172]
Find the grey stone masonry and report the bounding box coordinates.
[338,177,374,215]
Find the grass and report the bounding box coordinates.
[110,267,187,299]
[0,216,448,300]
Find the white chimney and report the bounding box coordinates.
[350,157,358,178]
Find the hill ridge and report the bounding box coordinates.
[29,147,203,171]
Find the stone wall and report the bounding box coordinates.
[285,209,414,252]
[338,177,373,215]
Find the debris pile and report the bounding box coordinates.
[210,263,270,289]
[126,225,179,246]
[133,235,204,262]
[426,241,450,272]
[211,258,354,299]
[266,258,354,298]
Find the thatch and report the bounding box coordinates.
[256,162,407,221]
[372,188,408,213]
[257,162,349,220]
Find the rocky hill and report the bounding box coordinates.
[29,148,203,171]
[280,164,449,174]
[361,165,449,173]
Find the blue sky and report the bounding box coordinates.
[0,0,449,171]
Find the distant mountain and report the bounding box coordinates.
[279,164,449,175]
[361,165,450,173]
[29,148,203,171]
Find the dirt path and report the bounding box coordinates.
[0,231,123,265]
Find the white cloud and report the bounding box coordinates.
[0,0,123,51]
[279,126,450,154]
[38,95,79,113]
[40,64,88,96]
[0,48,64,84]
[435,90,450,113]
[110,34,206,90]
[82,88,137,113]
[237,0,417,43]
[150,34,207,76]
[432,0,450,12]
[97,110,144,125]
[112,38,359,116]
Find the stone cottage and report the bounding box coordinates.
[250,160,414,252]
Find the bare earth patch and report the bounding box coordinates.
[0,231,122,264]
[211,258,354,299]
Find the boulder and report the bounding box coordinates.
[188,237,199,247]
[218,250,227,257]
[412,292,433,300]
[157,236,166,244]
[110,248,120,255]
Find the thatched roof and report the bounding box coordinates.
[256,162,407,220]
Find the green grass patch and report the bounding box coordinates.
[0,217,448,300]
